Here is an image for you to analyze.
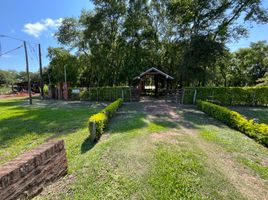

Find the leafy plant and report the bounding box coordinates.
[89,98,123,140]
[197,100,268,147]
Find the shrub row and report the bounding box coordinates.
[197,100,268,147]
[88,98,123,141]
[79,87,132,102]
[183,87,268,106]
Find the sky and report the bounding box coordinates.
[0,0,268,72]
[0,0,93,72]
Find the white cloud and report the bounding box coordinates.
[1,54,11,58]
[22,18,62,38]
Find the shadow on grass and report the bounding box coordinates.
[0,99,100,147]
[81,137,97,154]
[177,105,228,130]
[106,103,149,134]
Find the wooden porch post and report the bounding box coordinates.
[154,75,158,97]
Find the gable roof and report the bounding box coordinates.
[134,67,174,80]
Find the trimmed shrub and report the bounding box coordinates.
[184,87,268,106]
[102,98,123,119]
[89,112,108,140]
[197,100,268,147]
[43,84,49,96]
[88,98,123,141]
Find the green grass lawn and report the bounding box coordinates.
[0,98,103,170]
[38,103,268,200]
[229,106,268,124]
[1,98,268,200]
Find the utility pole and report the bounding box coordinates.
[23,41,32,105]
[38,44,44,99]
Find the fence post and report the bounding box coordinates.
[193,89,197,104]
[89,121,96,142]
[122,90,124,101]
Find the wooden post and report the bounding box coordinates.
[121,89,124,101]
[23,41,32,105]
[154,75,158,97]
[193,89,197,104]
[89,121,96,142]
[38,44,44,99]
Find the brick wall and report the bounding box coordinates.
[0,140,68,200]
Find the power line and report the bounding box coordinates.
[28,43,39,62]
[0,34,38,45]
[0,34,24,42]
[0,45,23,57]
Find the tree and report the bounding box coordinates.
[0,70,17,85]
[45,47,79,86]
[230,41,268,86]
[52,0,268,88]
[257,72,268,86]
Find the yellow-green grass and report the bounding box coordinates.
[0,98,102,170]
[1,99,268,200]
[37,103,268,200]
[180,107,268,184]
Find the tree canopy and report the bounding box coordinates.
[44,0,268,87]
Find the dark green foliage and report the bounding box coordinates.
[197,100,268,147]
[52,0,268,88]
[80,87,131,101]
[89,98,123,140]
[184,87,268,106]
[44,47,79,86]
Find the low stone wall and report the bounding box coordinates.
[0,140,68,200]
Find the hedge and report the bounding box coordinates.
[183,87,268,106]
[80,86,132,102]
[88,98,123,141]
[197,100,268,147]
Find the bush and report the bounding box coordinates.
[184,87,268,106]
[88,98,123,141]
[0,86,11,95]
[197,100,268,147]
[102,98,123,118]
[43,84,49,96]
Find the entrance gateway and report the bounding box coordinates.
[133,67,174,97]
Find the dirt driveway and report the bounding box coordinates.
[136,98,268,200]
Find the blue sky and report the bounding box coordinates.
[0,0,93,72]
[0,0,268,72]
